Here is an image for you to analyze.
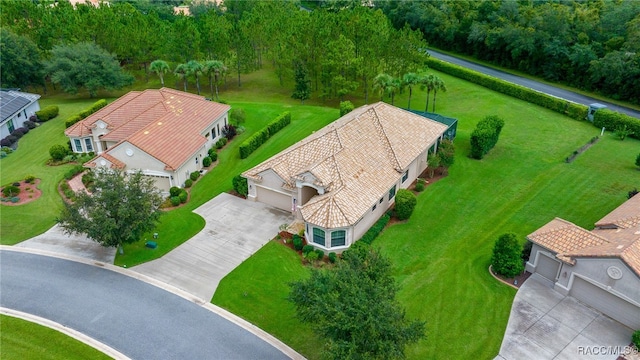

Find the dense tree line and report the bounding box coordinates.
[1,0,428,102]
[376,0,640,104]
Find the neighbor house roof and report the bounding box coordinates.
[528,195,640,277]
[0,90,40,123]
[67,88,230,171]
[243,102,448,229]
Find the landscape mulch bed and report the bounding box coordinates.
[1,179,42,206]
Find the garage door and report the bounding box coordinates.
[536,253,561,282]
[148,175,171,192]
[255,186,292,212]
[570,277,640,329]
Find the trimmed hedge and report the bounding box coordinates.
[593,109,640,140]
[35,105,59,122]
[239,112,291,159]
[426,58,589,121]
[359,213,391,245]
[232,174,248,196]
[65,99,108,128]
[189,171,200,181]
[470,115,505,159]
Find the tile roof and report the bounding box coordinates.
[528,195,640,277]
[84,153,125,169]
[66,88,230,171]
[243,102,448,228]
[0,90,40,123]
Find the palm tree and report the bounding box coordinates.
[203,60,227,100]
[174,63,189,92]
[402,72,420,110]
[388,76,401,106]
[419,74,436,112]
[149,60,170,87]
[373,73,393,102]
[187,60,204,95]
[432,77,447,112]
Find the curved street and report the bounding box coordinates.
[0,249,293,360]
[428,49,640,119]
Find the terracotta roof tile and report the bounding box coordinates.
[243,102,448,228]
[66,88,229,171]
[528,195,640,277]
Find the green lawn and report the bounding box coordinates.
[211,72,640,360]
[0,315,111,360]
[0,98,104,244]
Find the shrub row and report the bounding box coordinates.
[426,58,589,121]
[470,115,505,159]
[65,99,108,128]
[359,213,391,245]
[35,105,59,122]
[239,112,291,159]
[593,109,640,140]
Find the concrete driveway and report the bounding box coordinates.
[14,224,116,263]
[133,193,292,301]
[495,277,637,360]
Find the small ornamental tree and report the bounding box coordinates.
[427,152,440,178]
[491,233,525,278]
[438,139,455,173]
[394,189,417,220]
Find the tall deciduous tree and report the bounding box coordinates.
[289,245,425,359]
[58,169,163,254]
[150,60,170,87]
[44,42,133,97]
[0,28,43,90]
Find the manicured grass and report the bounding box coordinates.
[115,102,339,266]
[0,315,111,360]
[211,241,322,359]
[212,72,640,359]
[0,98,104,244]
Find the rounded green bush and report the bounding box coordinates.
[49,144,68,161]
[415,180,425,192]
[184,179,193,188]
[292,235,304,251]
[210,152,217,162]
[302,244,314,255]
[190,171,200,181]
[208,148,216,158]
[328,252,337,263]
[315,249,324,260]
[305,251,319,261]
[169,186,181,197]
[170,196,181,206]
[203,156,212,167]
[179,190,188,204]
[394,189,417,220]
[24,175,36,183]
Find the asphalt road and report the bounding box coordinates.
[0,250,289,360]
[428,49,640,119]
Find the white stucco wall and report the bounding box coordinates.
[1,101,40,139]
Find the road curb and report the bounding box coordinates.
[1,307,130,360]
[0,246,305,360]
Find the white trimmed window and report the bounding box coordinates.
[331,230,346,247]
[74,139,82,152]
[313,228,325,246]
[389,185,397,200]
[7,120,15,133]
[402,170,409,183]
[84,138,93,152]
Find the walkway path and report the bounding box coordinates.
[0,248,300,359]
[428,49,640,119]
[133,193,292,301]
[495,277,636,360]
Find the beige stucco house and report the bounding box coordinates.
[65,88,230,192]
[526,194,640,329]
[242,102,449,252]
